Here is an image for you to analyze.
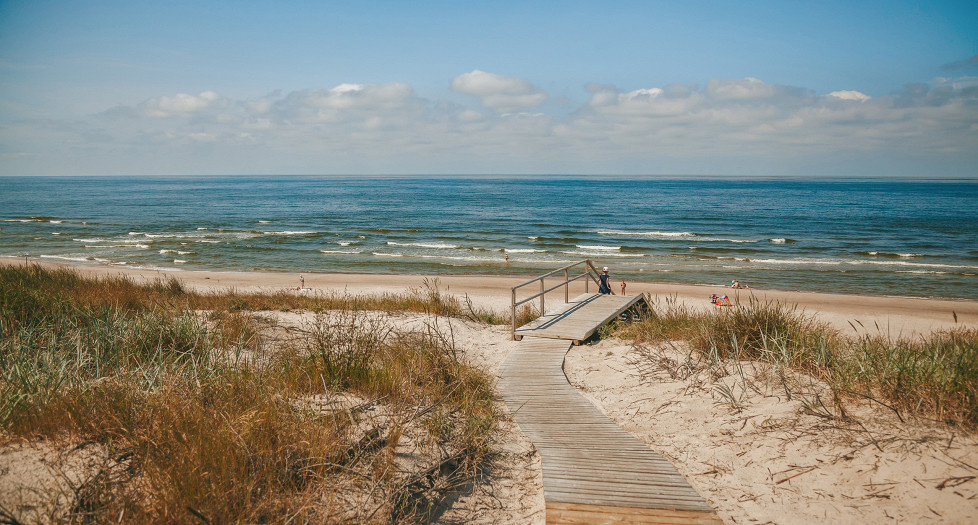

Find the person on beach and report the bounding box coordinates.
[598,266,613,294]
[299,274,304,290]
[620,280,626,295]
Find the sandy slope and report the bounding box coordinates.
[3,259,978,523]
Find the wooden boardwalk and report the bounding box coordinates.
[499,295,722,524]
[514,293,648,344]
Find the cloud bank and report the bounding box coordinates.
[2,70,976,176]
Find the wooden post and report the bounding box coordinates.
[540,277,545,317]
[512,288,517,340]
[564,268,569,303]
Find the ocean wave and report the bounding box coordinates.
[505,248,546,253]
[49,220,63,224]
[372,252,403,257]
[598,230,757,243]
[896,270,948,275]
[40,255,92,262]
[173,259,186,264]
[562,251,645,258]
[74,238,149,245]
[598,230,694,238]
[859,251,923,259]
[528,236,539,241]
[417,254,503,262]
[320,249,362,254]
[263,230,316,235]
[258,220,270,224]
[387,241,458,249]
[84,244,150,249]
[337,241,359,246]
[577,245,621,251]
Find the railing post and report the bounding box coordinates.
[511,287,517,339]
[540,277,545,316]
[564,268,569,303]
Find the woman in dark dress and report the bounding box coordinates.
[598,266,612,294]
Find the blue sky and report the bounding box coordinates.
[1,0,976,176]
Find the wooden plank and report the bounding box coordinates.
[546,501,723,525]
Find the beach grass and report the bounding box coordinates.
[621,294,978,429]
[0,264,498,522]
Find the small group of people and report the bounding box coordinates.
[730,279,750,289]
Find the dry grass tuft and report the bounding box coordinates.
[620,293,978,429]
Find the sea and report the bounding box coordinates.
[1,176,976,300]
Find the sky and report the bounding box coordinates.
[0,0,976,177]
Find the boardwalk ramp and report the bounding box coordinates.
[500,293,721,524]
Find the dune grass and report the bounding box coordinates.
[620,295,978,429]
[0,264,499,523]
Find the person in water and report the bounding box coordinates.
[598,266,613,294]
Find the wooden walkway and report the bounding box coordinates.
[499,295,722,524]
[514,293,648,344]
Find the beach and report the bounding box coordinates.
[3,259,978,523]
[14,259,976,337]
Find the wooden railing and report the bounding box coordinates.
[511,259,607,338]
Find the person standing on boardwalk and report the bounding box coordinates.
[598,266,613,294]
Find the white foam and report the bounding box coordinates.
[173,259,186,263]
[505,248,546,253]
[40,255,90,262]
[49,220,63,224]
[387,241,458,249]
[372,252,403,257]
[769,238,787,244]
[337,241,359,246]
[258,221,270,224]
[197,227,208,230]
[563,251,644,258]
[577,245,621,251]
[320,249,361,254]
[74,238,148,245]
[52,232,62,235]
[263,230,315,235]
[528,236,539,241]
[598,230,694,238]
[85,244,149,249]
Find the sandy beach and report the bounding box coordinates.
[13,258,977,336]
[4,259,978,523]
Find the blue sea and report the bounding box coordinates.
[1,176,976,299]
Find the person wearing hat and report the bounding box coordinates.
[598,266,613,294]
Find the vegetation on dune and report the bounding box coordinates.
[618,294,978,429]
[0,265,498,523]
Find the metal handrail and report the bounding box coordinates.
[511,259,608,338]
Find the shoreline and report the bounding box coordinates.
[4,258,977,336]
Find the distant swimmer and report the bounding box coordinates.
[505,253,509,263]
[598,266,613,294]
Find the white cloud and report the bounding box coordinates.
[139,91,223,118]
[827,90,871,102]
[450,70,548,112]
[705,77,779,100]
